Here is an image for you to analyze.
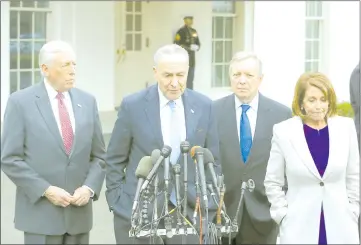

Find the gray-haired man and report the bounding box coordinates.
[1,40,106,244]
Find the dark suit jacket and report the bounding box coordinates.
[350,63,360,146]
[213,93,292,237]
[105,84,220,229]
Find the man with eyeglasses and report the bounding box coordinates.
[213,52,292,245]
[105,44,220,244]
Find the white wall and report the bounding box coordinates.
[1,1,10,122]
[327,1,359,102]
[50,1,116,112]
[253,1,305,108]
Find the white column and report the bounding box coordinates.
[1,1,10,123]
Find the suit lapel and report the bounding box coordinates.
[290,117,322,180]
[144,85,164,148]
[222,94,246,165]
[35,82,66,154]
[182,90,200,142]
[68,89,83,158]
[322,117,337,180]
[245,94,272,166]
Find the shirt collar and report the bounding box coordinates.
[234,92,259,112]
[44,78,69,100]
[157,85,183,109]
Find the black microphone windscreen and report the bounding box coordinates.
[203,148,215,164]
[151,149,161,165]
[161,145,172,158]
[180,141,190,153]
[135,156,153,178]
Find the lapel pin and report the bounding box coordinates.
[77,104,82,108]
[191,109,194,114]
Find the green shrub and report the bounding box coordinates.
[337,102,354,118]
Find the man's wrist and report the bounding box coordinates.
[82,185,95,198]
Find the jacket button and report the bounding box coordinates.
[320,182,324,186]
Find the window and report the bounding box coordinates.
[9,0,50,94]
[212,1,235,87]
[125,1,142,51]
[305,1,323,72]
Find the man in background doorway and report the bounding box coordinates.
[350,62,360,146]
[174,15,201,90]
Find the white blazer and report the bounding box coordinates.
[264,116,360,244]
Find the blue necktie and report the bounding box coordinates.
[240,104,252,163]
[168,100,181,205]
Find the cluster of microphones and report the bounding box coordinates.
[128,141,244,244]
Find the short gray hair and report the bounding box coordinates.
[229,51,263,76]
[153,44,189,66]
[38,40,75,68]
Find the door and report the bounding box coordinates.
[114,1,153,107]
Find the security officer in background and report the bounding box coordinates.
[174,16,201,90]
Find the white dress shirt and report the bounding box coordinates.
[158,87,187,149]
[235,93,259,141]
[44,79,94,197]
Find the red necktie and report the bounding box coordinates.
[56,92,74,155]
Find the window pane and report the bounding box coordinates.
[223,65,230,87]
[36,0,49,8]
[10,41,18,69]
[20,71,32,89]
[20,12,33,39]
[212,1,235,13]
[224,41,232,62]
[135,15,141,31]
[22,0,35,7]
[305,40,319,60]
[134,34,141,51]
[10,11,18,39]
[34,70,42,83]
[10,71,18,94]
[34,41,45,68]
[225,17,233,39]
[305,61,319,72]
[214,41,223,63]
[19,41,32,69]
[126,34,133,50]
[126,1,133,12]
[10,0,21,7]
[135,1,141,12]
[213,65,223,87]
[306,1,322,17]
[126,14,133,31]
[34,12,47,39]
[306,20,320,39]
[214,17,223,38]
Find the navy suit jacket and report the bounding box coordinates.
[105,84,221,224]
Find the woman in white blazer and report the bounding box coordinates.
[264,72,360,244]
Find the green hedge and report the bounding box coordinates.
[337,102,354,118]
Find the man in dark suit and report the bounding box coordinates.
[1,40,106,244]
[213,51,292,244]
[105,44,220,244]
[174,16,201,90]
[350,63,360,146]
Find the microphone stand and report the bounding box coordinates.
[231,179,255,243]
[150,174,159,244]
[163,156,173,239]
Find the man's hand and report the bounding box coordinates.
[71,186,92,206]
[44,186,73,207]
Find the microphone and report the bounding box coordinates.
[164,155,170,194]
[150,149,161,219]
[173,164,182,207]
[180,141,190,225]
[191,146,208,210]
[141,145,172,192]
[203,148,219,193]
[131,156,153,217]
